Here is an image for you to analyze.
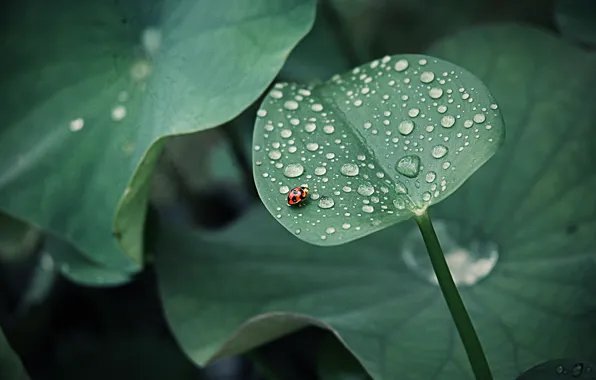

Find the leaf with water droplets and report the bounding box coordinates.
[253,55,505,245]
[0,0,316,269]
[157,24,596,380]
[0,328,30,380]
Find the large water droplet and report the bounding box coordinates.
[279,185,289,194]
[283,163,304,178]
[440,115,455,128]
[396,155,421,178]
[318,196,335,209]
[395,181,408,194]
[431,144,448,159]
[398,120,414,135]
[357,183,374,196]
[340,163,359,177]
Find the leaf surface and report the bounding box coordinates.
[0,0,316,270]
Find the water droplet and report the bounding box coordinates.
[283,163,304,178]
[394,59,409,72]
[284,100,299,110]
[396,155,421,178]
[279,185,289,194]
[340,163,359,177]
[305,123,316,132]
[393,198,406,210]
[69,118,84,132]
[556,366,565,374]
[357,183,375,196]
[323,125,335,134]
[395,181,408,194]
[422,192,432,202]
[314,167,326,176]
[431,144,448,159]
[425,171,436,183]
[442,161,451,169]
[268,150,282,160]
[490,103,498,110]
[473,113,486,123]
[420,71,435,83]
[398,120,414,135]
[257,109,267,117]
[326,227,336,234]
[573,363,584,377]
[463,120,473,128]
[441,115,455,128]
[362,205,374,213]
[280,129,292,138]
[318,196,335,209]
[306,143,319,151]
[342,223,351,229]
[429,88,443,99]
[270,90,283,99]
[311,103,323,112]
[408,108,420,118]
[111,105,127,121]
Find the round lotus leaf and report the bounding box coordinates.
[252,54,505,246]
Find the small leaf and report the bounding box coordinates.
[46,236,132,287]
[555,0,596,47]
[517,359,596,379]
[0,328,30,380]
[253,55,504,246]
[0,0,316,270]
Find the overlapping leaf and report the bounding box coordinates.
[156,24,596,380]
[0,0,316,271]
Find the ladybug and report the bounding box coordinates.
[287,185,310,206]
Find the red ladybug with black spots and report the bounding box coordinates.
[287,185,310,206]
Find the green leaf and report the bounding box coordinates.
[0,212,41,263]
[156,24,596,380]
[0,0,316,270]
[0,328,30,380]
[253,54,504,246]
[517,359,596,379]
[317,333,371,380]
[279,2,353,83]
[555,0,596,47]
[45,236,132,287]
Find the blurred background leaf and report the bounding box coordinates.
[0,0,317,272]
[0,327,30,380]
[555,0,596,48]
[45,236,132,288]
[0,213,41,264]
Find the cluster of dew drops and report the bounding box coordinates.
[253,55,499,241]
